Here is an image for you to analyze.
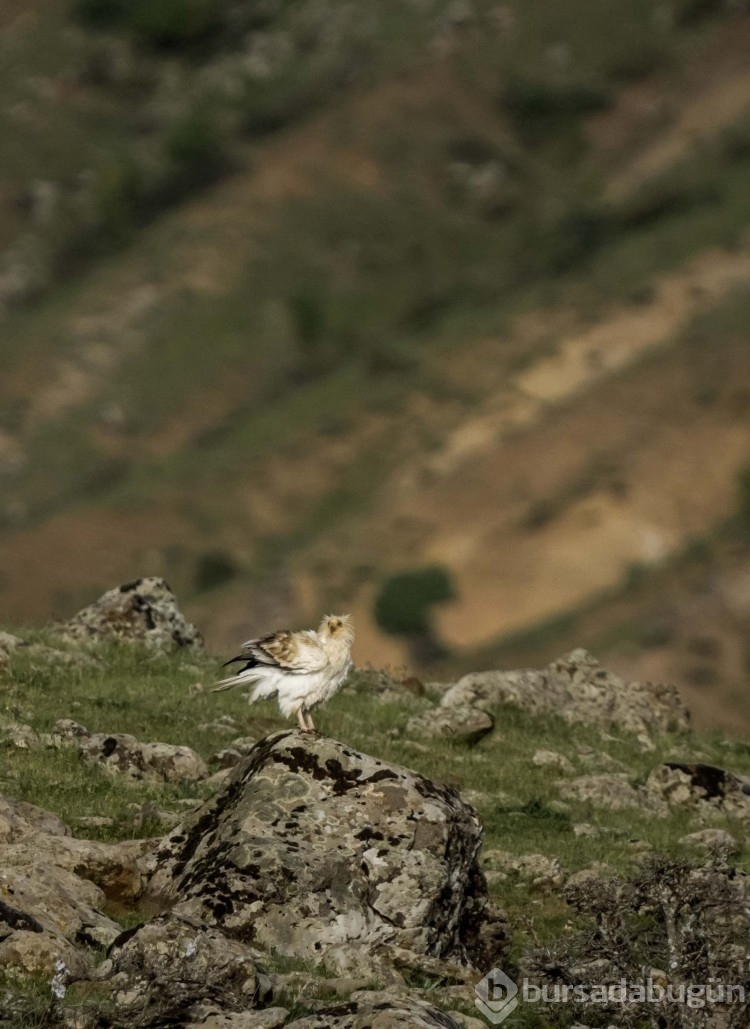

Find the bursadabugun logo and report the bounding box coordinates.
[474,968,519,1024]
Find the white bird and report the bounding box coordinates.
[211,614,355,732]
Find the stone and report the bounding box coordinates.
[106,912,269,1023]
[62,577,203,651]
[441,650,688,736]
[0,928,87,978]
[575,745,629,772]
[532,749,574,774]
[211,737,259,769]
[284,991,468,1028]
[481,850,564,892]
[147,730,509,975]
[647,762,750,819]
[679,828,739,855]
[0,790,156,983]
[0,794,70,843]
[0,857,122,976]
[53,720,207,782]
[185,1010,290,1028]
[0,721,41,750]
[558,774,667,813]
[406,705,494,745]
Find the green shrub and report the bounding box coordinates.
[165,105,228,191]
[503,78,612,143]
[374,566,455,638]
[73,0,221,47]
[194,549,238,592]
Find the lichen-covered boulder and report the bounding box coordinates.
[441,649,689,736]
[0,793,153,979]
[147,731,508,975]
[62,576,203,651]
[53,719,207,782]
[81,732,208,782]
[105,913,269,1024]
[647,761,750,819]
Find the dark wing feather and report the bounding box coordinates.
[221,630,299,672]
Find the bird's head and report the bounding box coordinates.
[320,613,355,644]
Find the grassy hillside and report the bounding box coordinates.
[2,636,750,1025]
[2,0,750,729]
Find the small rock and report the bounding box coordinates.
[406,704,494,745]
[211,737,258,768]
[56,723,207,782]
[481,849,564,892]
[52,719,91,742]
[75,816,114,830]
[190,1010,291,1029]
[0,721,40,749]
[572,823,601,838]
[198,717,240,735]
[533,749,574,774]
[575,745,629,772]
[559,774,666,813]
[679,828,739,855]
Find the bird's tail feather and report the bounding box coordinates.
[211,672,258,693]
[211,672,278,702]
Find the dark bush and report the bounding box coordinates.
[503,78,612,143]
[374,566,455,638]
[165,106,228,190]
[73,0,222,48]
[194,550,238,592]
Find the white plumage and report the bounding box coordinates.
[212,614,355,732]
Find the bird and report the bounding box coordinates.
[211,614,355,732]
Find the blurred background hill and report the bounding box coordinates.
[2,0,750,731]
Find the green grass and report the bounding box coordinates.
[2,634,750,1026]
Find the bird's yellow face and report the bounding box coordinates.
[321,614,354,641]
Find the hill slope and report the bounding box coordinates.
[2,0,750,729]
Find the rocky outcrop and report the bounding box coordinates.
[104,912,270,1025]
[0,795,155,979]
[647,761,750,819]
[53,719,207,782]
[147,731,509,975]
[440,649,689,736]
[62,577,203,651]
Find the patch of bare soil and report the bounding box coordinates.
[298,243,750,680]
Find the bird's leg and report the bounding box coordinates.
[297,709,308,732]
[305,711,316,732]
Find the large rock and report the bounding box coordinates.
[105,912,269,1025]
[147,731,508,975]
[441,649,689,735]
[0,793,154,979]
[62,576,203,651]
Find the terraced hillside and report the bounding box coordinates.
[2,0,750,729]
